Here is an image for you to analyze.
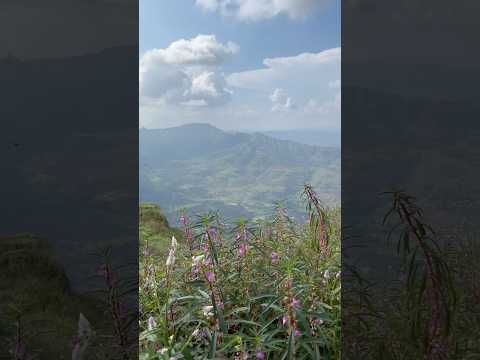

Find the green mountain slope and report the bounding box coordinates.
[140,124,340,223]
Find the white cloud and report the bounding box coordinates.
[270,88,295,111]
[195,0,325,22]
[141,34,238,67]
[228,47,340,90]
[139,35,237,107]
[140,45,341,131]
[185,72,232,106]
[263,47,340,67]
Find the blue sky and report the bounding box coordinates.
[140,0,340,131]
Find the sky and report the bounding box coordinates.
[140,0,340,131]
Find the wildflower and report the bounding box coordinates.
[323,269,331,280]
[282,314,289,326]
[314,318,324,326]
[166,236,178,269]
[180,215,187,225]
[208,227,217,238]
[291,298,301,310]
[294,329,301,337]
[256,351,266,360]
[192,254,205,267]
[238,243,247,257]
[166,248,175,268]
[192,328,201,338]
[203,257,212,267]
[235,232,241,241]
[72,313,93,360]
[171,236,178,251]
[206,271,215,283]
[218,302,225,311]
[202,305,214,317]
[147,316,157,331]
[157,348,168,355]
[271,251,279,264]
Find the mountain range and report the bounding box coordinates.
[140,123,340,224]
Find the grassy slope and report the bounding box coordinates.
[0,234,111,359]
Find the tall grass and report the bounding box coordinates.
[344,191,480,359]
[139,185,341,359]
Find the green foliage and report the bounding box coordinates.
[139,186,341,359]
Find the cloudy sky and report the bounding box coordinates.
[140,0,340,131]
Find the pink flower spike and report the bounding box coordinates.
[203,257,212,267]
[206,271,215,283]
[238,243,247,257]
[235,232,241,241]
[294,329,301,337]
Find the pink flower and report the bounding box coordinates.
[218,302,225,311]
[206,271,215,283]
[294,329,301,337]
[238,243,247,257]
[256,352,266,360]
[282,315,289,326]
[271,251,279,264]
[180,216,187,225]
[291,298,301,310]
[208,227,217,238]
[235,232,241,241]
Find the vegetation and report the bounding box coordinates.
[344,191,480,359]
[0,234,137,359]
[139,185,341,359]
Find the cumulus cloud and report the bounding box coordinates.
[139,35,237,107]
[270,88,295,111]
[185,72,232,106]
[195,0,325,22]
[141,34,238,67]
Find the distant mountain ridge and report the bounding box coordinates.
[140,124,340,223]
[260,129,340,147]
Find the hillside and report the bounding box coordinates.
[139,203,182,254]
[0,234,111,358]
[140,124,340,223]
[261,129,340,147]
